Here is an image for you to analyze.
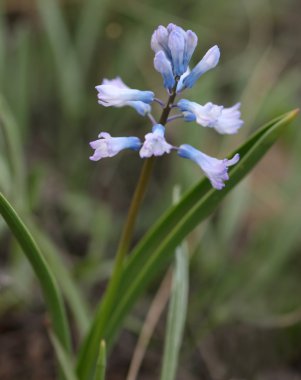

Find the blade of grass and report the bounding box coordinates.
[49,331,79,380]
[121,112,291,283]
[160,241,189,380]
[94,341,107,380]
[0,192,71,352]
[106,109,299,341]
[109,109,299,338]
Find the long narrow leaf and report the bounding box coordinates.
[121,112,289,283]
[49,331,79,380]
[77,109,298,378]
[0,193,71,352]
[105,109,299,344]
[160,242,189,380]
[94,341,107,380]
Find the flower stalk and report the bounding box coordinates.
[81,83,179,379]
[111,80,179,267]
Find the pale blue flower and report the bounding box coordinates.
[154,51,175,90]
[151,24,197,78]
[96,78,154,115]
[178,99,243,134]
[90,23,243,192]
[183,45,220,89]
[178,144,239,189]
[140,124,173,158]
[89,132,141,161]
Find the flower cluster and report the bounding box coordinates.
[90,23,243,190]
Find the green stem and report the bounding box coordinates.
[115,82,179,262]
[115,156,155,261]
[76,83,178,380]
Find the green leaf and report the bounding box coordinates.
[93,340,107,380]
[160,242,189,380]
[109,109,299,336]
[122,112,293,281]
[76,109,299,379]
[49,331,79,380]
[28,221,91,336]
[0,192,72,353]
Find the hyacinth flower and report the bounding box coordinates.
[140,124,173,158]
[181,45,220,90]
[178,144,240,190]
[89,132,141,161]
[151,24,198,90]
[98,77,154,116]
[178,99,244,134]
[90,22,243,190]
[96,78,154,115]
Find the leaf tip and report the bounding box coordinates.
[288,108,300,120]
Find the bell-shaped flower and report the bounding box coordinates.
[140,124,173,158]
[89,132,141,161]
[177,99,243,134]
[96,77,154,115]
[182,45,220,89]
[178,144,239,189]
[151,24,197,78]
[154,51,175,91]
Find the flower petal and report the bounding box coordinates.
[89,134,141,161]
[183,45,220,89]
[178,144,239,189]
[140,124,173,158]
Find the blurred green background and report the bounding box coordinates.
[0,0,300,379]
